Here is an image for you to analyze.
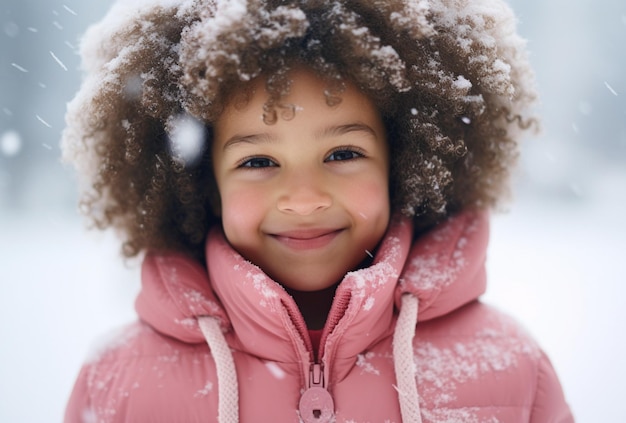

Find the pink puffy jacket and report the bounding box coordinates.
[65,212,574,422]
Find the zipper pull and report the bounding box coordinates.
[299,363,334,423]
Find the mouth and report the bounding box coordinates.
[270,228,343,251]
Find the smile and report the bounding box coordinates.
[271,229,342,251]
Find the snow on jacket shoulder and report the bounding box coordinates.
[65,212,574,423]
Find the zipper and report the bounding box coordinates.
[282,303,335,422]
[299,362,334,423]
[280,290,351,422]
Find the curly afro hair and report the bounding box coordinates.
[62,0,537,260]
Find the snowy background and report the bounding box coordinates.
[1,0,625,422]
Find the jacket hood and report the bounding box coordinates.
[136,210,489,346]
[398,210,489,321]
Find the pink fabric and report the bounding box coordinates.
[65,211,574,422]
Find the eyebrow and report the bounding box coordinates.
[222,133,276,151]
[222,122,378,151]
[315,123,378,140]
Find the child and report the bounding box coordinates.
[63,0,574,422]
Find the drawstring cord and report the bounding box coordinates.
[198,316,239,423]
[393,294,423,423]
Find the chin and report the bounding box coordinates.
[277,272,340,293]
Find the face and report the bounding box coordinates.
[212,68,390,292]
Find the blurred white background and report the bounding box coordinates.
[1,0,624,421]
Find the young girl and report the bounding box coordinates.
[63,0,574,422]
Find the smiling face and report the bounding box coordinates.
[212,69,390,292]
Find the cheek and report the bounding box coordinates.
[343,173,390,224]
[219,184,267,244]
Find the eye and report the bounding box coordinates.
[238,157,278,168]
[325,148,364,162]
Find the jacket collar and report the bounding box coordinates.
[206,214,414,364]
[136,211,489,362]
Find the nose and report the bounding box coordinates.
[276,169,332,216]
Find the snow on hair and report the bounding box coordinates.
[62,0,537,259]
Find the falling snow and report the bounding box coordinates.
[50,51,68,71]
[166,114,207,167]
[265,361,286,380]
[11,63,28,73]
[35,115,52,128]
[0,131,22,157]
[604,81,618,96]
[63,4,78,16]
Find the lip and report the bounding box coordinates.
[270,228,342,251]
